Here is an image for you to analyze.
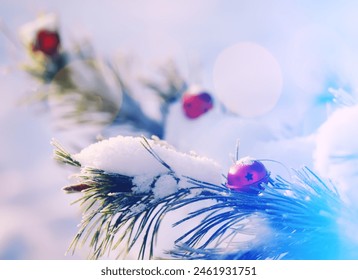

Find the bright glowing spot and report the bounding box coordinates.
[213,42,283,118]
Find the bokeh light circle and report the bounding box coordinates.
[213,42,283,118]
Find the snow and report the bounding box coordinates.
[19,13,59,46]
[132,174,154,194]
[74,135,223,187]
[2,0,358,260]
[236,156,256,166]
[153,174,178,199]
[164,99,316,177]
[314,104,358,206]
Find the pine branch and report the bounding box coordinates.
[56,138,194,259]
[141,60,187,104]
[67,167,191,259]
[55,134,349,260]
[106,60,164,137]
[51,139,81,167]
[170,167,346,260]
[329,87,356,107]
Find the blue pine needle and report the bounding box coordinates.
[54,139,357,260]
[170,167,356,260]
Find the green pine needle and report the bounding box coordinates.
[56,139,192,259]
[51,139,81,167]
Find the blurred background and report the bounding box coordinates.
[1,0,358,259]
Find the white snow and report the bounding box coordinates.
[3,0,358,260]
[236,156,256,165]
[74,135,223,187]
[314,104,358,206]
[153,174,178,199]
[164,99,316,177]
[132,174,154,194]
[19,13,59,46]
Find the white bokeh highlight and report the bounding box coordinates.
[213,42,283,118]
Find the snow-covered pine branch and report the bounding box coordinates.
[171,168,347,260]
[19,14,185,138]
[53,133,358,260]
[52,135,222,259]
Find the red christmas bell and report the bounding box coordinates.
[227,157,270,194]
[182,88,213,119]
[33,29,60,56]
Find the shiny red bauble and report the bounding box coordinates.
[182,91,213,119]
[33,29,60,56]
[227,157,270,194]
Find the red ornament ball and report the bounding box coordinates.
[227,157,270,194]
[33,29,60,56]
[182,90,213,119]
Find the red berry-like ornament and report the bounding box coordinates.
[182,90,213,119]
[227,157,270,194]
[33,29,60,56]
